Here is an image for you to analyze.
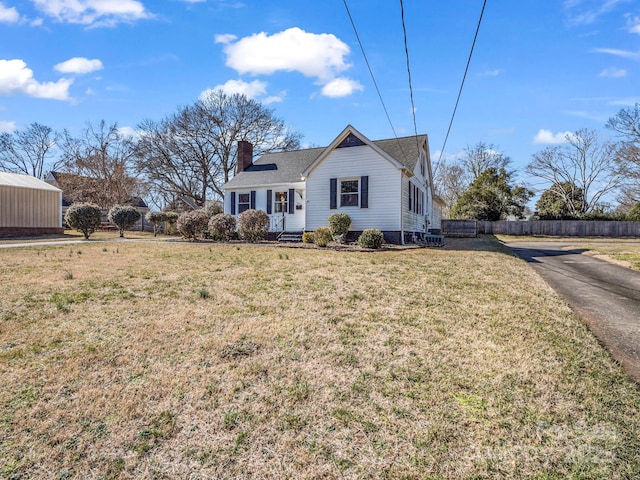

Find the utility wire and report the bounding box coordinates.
[437,0,487,166]
[343,0,400,140]
[399,0,420,155]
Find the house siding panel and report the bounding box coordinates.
[402,167,428,234]
[0,185,62,229]
[225,183,305,231]
[306,146,402,231]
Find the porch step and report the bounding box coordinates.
[278,232,303,243]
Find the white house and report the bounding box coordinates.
[222,125,439,244]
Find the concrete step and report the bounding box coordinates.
[278,232,303,243]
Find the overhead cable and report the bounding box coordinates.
[437,0,488,166]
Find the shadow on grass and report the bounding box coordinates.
[441,235,516,256]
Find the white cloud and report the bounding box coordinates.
[592,47,640,60]
[533,129,576,145]
[118,126,139,137]
[263,95,284,104]
[0,2,19,23]
[54,57,103,74]
[203,79,267,99]
[0,120,16,132]
[478,69,501,77]
[32,0,153,27]
[564,0,626,26]
[217,27,361,97]
[599,67,626,77]
[219,27,351,81]
[321,78,363,98]
[199,80,285,104]
[626,14,640,34]
[215,33,237,44]
[0,59,73,100]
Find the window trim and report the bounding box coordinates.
[274,190,288,213]
[237,192,251,213]
[339,177,360,208]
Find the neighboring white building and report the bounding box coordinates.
[0,171,63,236]
[222,125,439,244]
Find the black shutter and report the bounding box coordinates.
[266,189,272,214]
[330,178,337,209]
[408,182,412,211]
[250,190,256,209]
[288,188,295,214]
[360,176,368,208]
[231,192,236,215]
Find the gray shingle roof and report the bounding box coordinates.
[222,132,427,189]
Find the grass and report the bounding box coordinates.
[0,229,172,244]
[1,240,640,478]
[496,235,640,271]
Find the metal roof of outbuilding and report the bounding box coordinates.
[0,171,62,192]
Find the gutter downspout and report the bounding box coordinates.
[400,171,405,245]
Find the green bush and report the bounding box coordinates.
[301,232,315,244]
[108,205,141,238]
[177,210,209,240]
[238,209,269,243]
[627,203,640,222]
[314,226,332,247]
[328,213,351,243]
[65,203,102,240]
[358,228,384,249]
[209,213,236,241]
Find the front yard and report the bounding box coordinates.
[1,240,639,478]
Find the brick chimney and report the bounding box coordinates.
[236,140,253,174]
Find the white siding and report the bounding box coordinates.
[224,182,305,231]
[0,185,62,228]
[306,145,402,231]
[401,158,429,233]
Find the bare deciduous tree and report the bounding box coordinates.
[59,120,139,209]
[0,122,59,179]
[135,91,302,208]
[526,129,622,214]
[433,160,470,218]
[462,141,512,180]
[606,103,640,206]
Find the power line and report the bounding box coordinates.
[399,0,420,154]
[437,0,487,166]
[342,0,400,140]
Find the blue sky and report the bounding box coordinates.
[1,0,639,193]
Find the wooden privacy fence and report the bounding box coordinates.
[442,219,640,237]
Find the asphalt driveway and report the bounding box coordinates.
[505,240,640,383]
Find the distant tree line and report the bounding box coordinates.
[434,104,640,221]
[0,91,302,211]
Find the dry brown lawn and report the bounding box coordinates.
[1,239,639,479]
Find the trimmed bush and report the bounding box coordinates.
[358,228,384,249]
[328,213,351,243]
[238,209,269,243]
[164,211,179,235]
[145,211,165,236]
[301,232,315,244]
[204,201,224,218]
[314,226,332,247]
[177,210,209,240]
[209,213,236,241]
[108,205,141,238]
[65,203,102,240]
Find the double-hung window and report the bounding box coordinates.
[340,178,359,207]
[274,191,288,213]
[237,193,250,213]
